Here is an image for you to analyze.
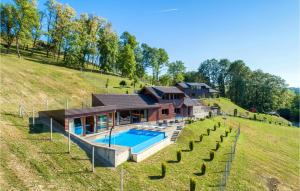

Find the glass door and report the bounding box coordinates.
[97,115,107,131]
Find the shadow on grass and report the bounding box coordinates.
[148,175,163,180]
[71,156,90,161]
[194,140,202,143]
[203,158,213,162]
[39,151,69,155]
[208,183,224,188]
[181,149,191,152]
[193,172,204,176]
[167,160,178,163]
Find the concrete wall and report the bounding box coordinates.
[132,138,171,162]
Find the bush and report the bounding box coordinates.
[126,90,129,94]
[189,140,194,151]
[229,127,232,133]
[234,109,237,117]
[161,163,166,177]
[201,163,206,175]
[119,80,127,87]
[213,125,217,131]
[177,150,182,162]
[215,142,220,151]
[199,134,203,142]
[190,178,196,191]
[209,151,215,160]
[253,114,257,120]
[207,129,210,136]
[208,111,212,118]
[225,130,229,137]
[218,122,221,127]
[220,135,223,142]
[105,78,109,88]
[139,84,143,88]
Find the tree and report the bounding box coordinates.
[155,48,169,82]
[44,0,57,57]
[158,74,171,86]
[0,3,17,53]
[118,31,137,79]
[184,71,206,83]
[97,23,119,73]
[118,44,136,79]
[14,0,39,58]
[167,60,186,84]
[31,10,44,55]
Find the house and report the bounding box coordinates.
[38,86,204,136]
[176,82,218,99]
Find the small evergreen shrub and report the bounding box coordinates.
[218,122,221,127]
[119,80,127,87]
[190,178,196,191]
[126,90,129,94]
[199,134,203,142]
[177,150,182,162]
[253,114,257,120]
[208,111,212,118]
[269,121,272,124]
[220,135,223,142]
[105,78,109,88]
[229,127,232,133]
[225,131,228,137]
[209,151,215,161]
[207,129,210,136]
[189,140,194,151]
[162,163,166,177]
[215,142,220,151]
[201,163,206,175]
[213,125,217,131]
[234,109,237,117]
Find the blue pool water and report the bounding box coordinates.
[93,129,166,153]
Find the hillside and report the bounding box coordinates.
[0,53,299,190]
[201,97,290,126]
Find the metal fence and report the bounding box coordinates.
[219,127,240,191]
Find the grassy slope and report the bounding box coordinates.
[1,53,299,190]
[202,98,290,126]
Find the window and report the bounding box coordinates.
[174,94,180,99]
[174,108,181,114]
[162,109,169,115]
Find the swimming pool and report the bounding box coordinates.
[93,129,166,153]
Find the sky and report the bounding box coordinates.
[4,0,300,87]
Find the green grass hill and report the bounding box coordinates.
[1,52,299,190]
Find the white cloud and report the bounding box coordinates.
[160,8,178,13]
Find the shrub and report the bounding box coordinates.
[253,114,257,120]
[190,178,196,191]
[207,129,210,136]
[218,122,221,127]
[201,163,206,175]
[119,80,127,87]
[208,111,212,118]
[229,127,232,133]
[215,142,220,151]
[225,131,228,137]
[234,109,237,117]
[269,121,272,124]
[105,78,109,88]
[199,134,203,142]
[220,135,223,142]
[209,151,215,161]
[161,163,166,177]
[189,140,194,151]
[177,150,182,162]
[139,84,143,88]
[126,90,129,94]
[213,125,217,131]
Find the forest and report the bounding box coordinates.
[1,0,299,123]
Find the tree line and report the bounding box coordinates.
[0,0,185,85]
[1,0,298,122]
[185,59,298,122]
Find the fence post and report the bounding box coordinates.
[68,128,71,153]
[120,166,124,191]
[92,146,95,172]
[32,107,35,126]
[50,118,53,141]
[45,99,48,110]
[19,104,22,117]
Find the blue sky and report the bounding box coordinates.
[4,0,300,86]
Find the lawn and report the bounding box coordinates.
[0,52,299,190]
[202,97,290,126]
